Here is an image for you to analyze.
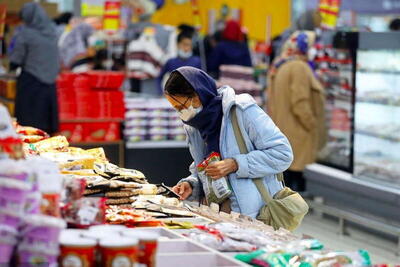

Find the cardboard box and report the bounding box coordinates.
[1,0,31,13]
[0,78,16,99]
[39,2,58,17]
[0,98,14,116]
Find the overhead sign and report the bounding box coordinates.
[319,0,341,29]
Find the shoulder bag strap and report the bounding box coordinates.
[230,106,273,203]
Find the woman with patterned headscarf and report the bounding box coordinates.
[267,31,326,192]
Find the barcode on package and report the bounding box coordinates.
[212,179,230,198]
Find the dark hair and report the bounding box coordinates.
[389,18,400,31]
[177,32,193,44]
[178,24,195,36]
[164,71,196,97]
[54,12,73,25]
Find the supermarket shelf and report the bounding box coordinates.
[355,130,400,143]
[60,118,124,123]
[126,140,188,149]
[329,129,350,139]
[334,99,352,111]
[0,95,14,102]
[358,69,400,75]
[357,100,400,108]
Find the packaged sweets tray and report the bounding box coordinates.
[136,227,247,266]
[157,240,247,267]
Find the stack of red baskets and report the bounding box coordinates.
[57,71,125,143]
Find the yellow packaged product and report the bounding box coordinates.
[85,147,107,161]
[59,158,96,171]
[33,136,69,152]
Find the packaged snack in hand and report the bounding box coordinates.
[197,152,232,205]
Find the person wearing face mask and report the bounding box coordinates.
[267,31,326,193]
[157,32,201,94]
[164,66,293,218]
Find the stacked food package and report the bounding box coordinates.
[217,65,263,106]
[124,97,186,144]
[57,72,124,143]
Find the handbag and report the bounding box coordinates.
[230,106,309,231]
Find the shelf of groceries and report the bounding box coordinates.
[0,104,388,267]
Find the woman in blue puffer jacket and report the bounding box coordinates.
[164,67,293,218]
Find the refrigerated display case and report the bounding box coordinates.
[354,47,400,188]
[316,31,400,188]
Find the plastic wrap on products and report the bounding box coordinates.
[30,135,69,153]
[16,215,65,267]
[62,197,106,227]
[27,157,63,217]
[197,152,232,205]
[62,175,87,203]
[186,229,256,252]
[20,214,66,248]
[0,178,31,216]
[246,249,371,267]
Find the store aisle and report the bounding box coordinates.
[295,214,400,264]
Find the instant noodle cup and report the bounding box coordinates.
[83,228,117,264]
[21,215,66,248]
[18,243,59,267]
[122,231,159,267]
[60,235,96,267]
[0,224,18,261]
[0,178,31,215]
[100,237,138,267]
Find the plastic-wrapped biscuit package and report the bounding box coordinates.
[197,152,232,205]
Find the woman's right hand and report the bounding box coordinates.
[172,182,192,200]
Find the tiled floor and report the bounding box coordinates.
[295,214,400,264]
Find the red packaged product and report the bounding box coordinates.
[60,235,97,267]
[100,237,138,267]
[62,197,106,228]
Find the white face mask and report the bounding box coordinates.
[178,49,193,59]
[178,99,202,121]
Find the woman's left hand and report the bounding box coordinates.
[205,158,238,180]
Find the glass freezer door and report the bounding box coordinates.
[354,49,400,188]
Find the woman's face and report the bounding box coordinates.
[165,94,202,111]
